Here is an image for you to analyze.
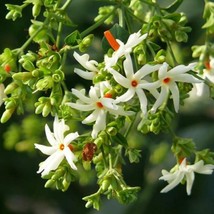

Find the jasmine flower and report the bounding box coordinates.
[35,117,79,176]
[109,54,160,115]
[159,158,214,195]
[67,85,133,138]
[145,62,201,113]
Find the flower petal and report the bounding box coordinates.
[38,151,64,176]
[73,52,98,72]
[168,63,197,76]
[136,89,147,115]
[159,62,168,79]
[123,54,134,79]
[115,88,135,103]
[45,124,57,146]
[35,144,57,155]
[191,160,214,174]
[54,117,68,143]
[64,132,79,146]
[71,88,91,103]
[151,86,168,113]
[185,171,195,195]
[160,171,184,193]
[92,109,106,138]
[64,147,77,170]
[82,109,100,124]
[110,69,130,88]
[89,86,99,101]
[168,82,180,113]
[67,102,95,111]
[135,64,161,80]
[74,68,95,80]
[173,74,201,83]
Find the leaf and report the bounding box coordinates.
[164,0,184,13]
[64,30,81,46]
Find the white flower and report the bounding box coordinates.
[0,84,6,106]
[73,52,99,80]
[109,54,161,115]
[104,30,147,70]
[144,62,201,113]
[67,85,133,139]
[159,158,214,195]
[35,117,79,176]
[195,57,214,96]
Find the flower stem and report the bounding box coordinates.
[80,6,118,38]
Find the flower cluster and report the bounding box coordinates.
[2,0,214,211]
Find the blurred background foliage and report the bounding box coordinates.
[0,0,214,213]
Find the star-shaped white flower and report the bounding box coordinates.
[67,85,133,138]
[195,57,214,96]
[159,158,214,195]
[0,84,6,106]
[35,117,79,176]
[144,62,201,113]
[73,51,99,80]
[109,54,160,114]
[104,30,147,70]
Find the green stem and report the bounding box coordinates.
[56,22,63,48]
[117,7,125,28]
[166,40,178,66]
[60,0,72,10]
[17,21,47,54]
[124,113,138,138]
[108,139,113,170]
[80,6,118,38]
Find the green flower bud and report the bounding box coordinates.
[93,74,105,84]
[35,103,45,114]
[45,179,56,188]
[22,60,35,72]
[101,179,111,191]
[36,76,53,91]
[1,108,15,123]
[42,103,51,117]
[114,84,124,94]
[25,51,38,62]
[5,99,16,109]
[82,34,94,46]
[5,4,22,21]
[137,53,146,65]
[85,200,93,209]
[32,69,44,77]
[106,126,117,136]
[32,3,42,18]
[51,168,64,180]
[154,49,166,63]
[4,82,18,94]
[13,72,32,83]
[175,30,188,42]
[29,21,50,43]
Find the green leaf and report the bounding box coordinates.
[64,30,81,46]
[164,0,184,13]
